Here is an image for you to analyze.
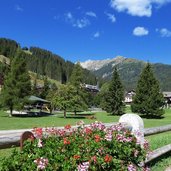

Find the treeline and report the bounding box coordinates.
[0,38,97,85]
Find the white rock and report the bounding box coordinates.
[119,113,144,147]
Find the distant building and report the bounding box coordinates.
[82,83,100,93]
[124,90,136,104]
[163,92,171,108]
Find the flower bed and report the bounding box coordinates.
[1,121,150,170]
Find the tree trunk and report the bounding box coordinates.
[64,110,66,118]
[9,107,13,117]
[74,110,76,115]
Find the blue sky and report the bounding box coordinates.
[0,0,171,64]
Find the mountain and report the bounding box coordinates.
[80,56,125,71]
[81,56,171,91]
[0,38,97,85]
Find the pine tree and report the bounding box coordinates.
[104,68,125,115]
[1,52,31,116]
[69,62,83,88]
[131,63,164,117]
[69,62,88,114]
[40,76,49,99]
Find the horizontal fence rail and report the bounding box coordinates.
[144,124,171,136]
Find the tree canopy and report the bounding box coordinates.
[102,68,125,115]
[131,63,164,118]
[1,51,31,116]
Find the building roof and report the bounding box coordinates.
[163,92,171,97]
[28,96,50,103]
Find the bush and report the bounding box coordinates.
[1,121,150,171]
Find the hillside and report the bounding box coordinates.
[0,38,97,85]
[81,56,171,91]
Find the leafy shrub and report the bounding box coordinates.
[1,121,150,171]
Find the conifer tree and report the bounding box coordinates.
[40,76,49,99]
[1,52,31,116]
[131,63,164,117]
[104,68,125,115]
[69,62,88,114]
[69,62,83,88]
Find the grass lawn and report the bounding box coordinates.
[0,108,171,130]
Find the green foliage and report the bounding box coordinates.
[0,38,97,86]
[0,122,148,171]
[69,62,88,113]
[39,76,50,99]
[69,62,83,88]
[102,68,125,115]
[51,84,78,118]
[131,63,165,117]
[0,38,18,58]
[0,51,31,116]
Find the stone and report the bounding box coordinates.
[119,113,144,146]
[20,131,35,150]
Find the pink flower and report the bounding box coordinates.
[143,139,149,150]
[134,150,139,157]
[127,164,137,171]
[34,157,48,170]
[38,139,43,148]
[91,156,97,163]
[77,161,90,171]
[105,133,112,141]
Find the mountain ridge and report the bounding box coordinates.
[81,56,171,91]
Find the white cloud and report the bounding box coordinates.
[105,12,116,23]
[15,5,23,12]
[65,12,90,28]
[65,12,73,20]
[133,27,149,36]
[73,18,90,28]
[86,11,97,18]
[156,28,171,37]
[110,0,171,17]
[93,32,100,38]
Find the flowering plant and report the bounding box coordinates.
[1,121,150,171]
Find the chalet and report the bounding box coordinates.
[81,83,100,93]
[163,92,171,108]
[124,90,136,104]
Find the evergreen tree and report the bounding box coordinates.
[131,63,164,117]
[32,77,38,96]
[40,76,50,99]
[104,68,125,115]
[1,52,31,116]
[69,62,88,114]
[69,62,83,88]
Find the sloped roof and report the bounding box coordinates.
[28,96,50,103]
